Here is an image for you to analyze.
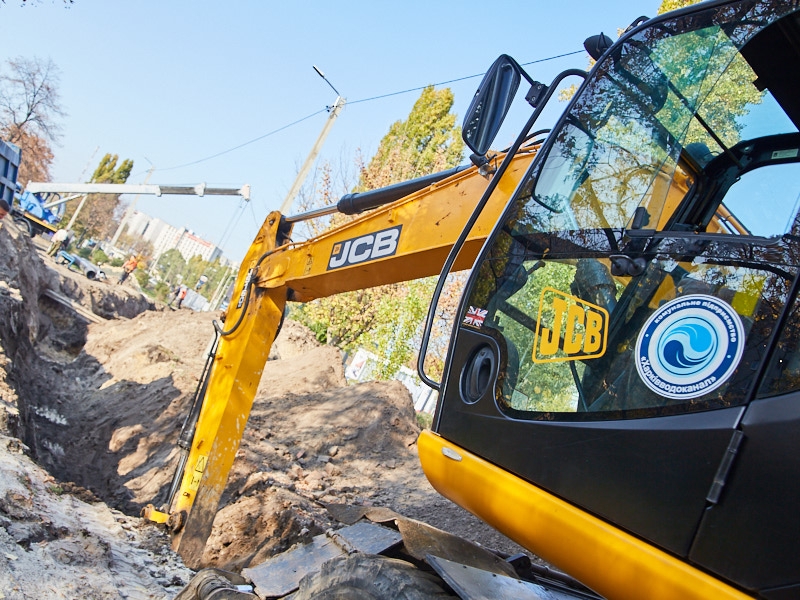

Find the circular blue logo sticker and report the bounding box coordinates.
[635,294,745,400]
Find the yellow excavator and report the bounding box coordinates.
[153,1,800,597]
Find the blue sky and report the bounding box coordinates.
[2,0,662,262]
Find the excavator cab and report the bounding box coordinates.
[426,1,800,597]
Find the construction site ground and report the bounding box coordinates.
[0,223,527,599]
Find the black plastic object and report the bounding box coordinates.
[462,345,496,403]
[584,33,614,60]
[337,165,468,215]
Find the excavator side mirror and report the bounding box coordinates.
[462,55,522,157]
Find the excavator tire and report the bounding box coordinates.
[292,554,456,600]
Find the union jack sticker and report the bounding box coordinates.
[463,306,488,328]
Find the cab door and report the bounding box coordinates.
[436,229,797,559]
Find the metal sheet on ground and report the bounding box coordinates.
[335,521,404,554]
[427,555,590,600]
[243,522,402,598]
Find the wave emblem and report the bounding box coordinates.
[635,295,744,400]
[659,319,717,376]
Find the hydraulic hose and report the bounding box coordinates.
[166,329,220,508]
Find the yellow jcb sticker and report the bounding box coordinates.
[533,288,609,363]
[188,454,209,492]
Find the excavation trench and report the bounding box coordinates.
[0,225,525,589]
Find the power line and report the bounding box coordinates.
[348,49,585,105]
[216,199,247,250]
[151,48,585,174]
[155,109,327,172]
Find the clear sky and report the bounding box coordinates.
[2,0,662,263]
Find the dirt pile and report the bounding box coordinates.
[0,222,526,597]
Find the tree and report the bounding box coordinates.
[154,249,186,284]
[657,0,700,14]
[115,231,154,260]
[358,86,464,190]
[293,86,466,379]
[9,128,52,183]
[0,56,64,185]
[148,249,230,304]
[62,153,134,243]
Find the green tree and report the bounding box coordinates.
[294,86,465,379]
[181,255,228,300]
[63,153,134,243]
[359,86,464,190]
[154,248,186,285]
[149,249,230,304]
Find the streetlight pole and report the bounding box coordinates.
[279,66,346,215]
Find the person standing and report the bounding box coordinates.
[176,285,188,309]
[118,255,139,284]
[60,230,72,252]
[47,229,68,256]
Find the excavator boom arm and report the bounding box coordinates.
[151,150,536,566]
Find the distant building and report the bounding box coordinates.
[126,212,167,244]
[126,211,225,264]
[175,229,222,263]
[153,225,222,263]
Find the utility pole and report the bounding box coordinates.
[66,194,88,232]
[109,163,155,248]
[208,264,235,311]
[64,146,99,232]
[279,66,346,214]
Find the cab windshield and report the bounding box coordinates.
[526,0,800,236]
[460,1,800,420]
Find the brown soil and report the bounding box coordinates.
[0,222,526,598]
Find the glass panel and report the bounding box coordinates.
[759,294,800,398]
[719,163,800,237]
[464,230,796,420]
[455,2,800,420]
[529,1,800,235]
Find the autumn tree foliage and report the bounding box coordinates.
[358,86,464,190]
[293,86,466,379]
[9,129,53,184]
[658,0,701,14]
[0,56,65,185]
[62,153,133,243]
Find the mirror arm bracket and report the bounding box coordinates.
[469,153,489,169]
[526,81,549,108]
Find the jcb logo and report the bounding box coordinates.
[328,225,402,270]
[533,288,608,363]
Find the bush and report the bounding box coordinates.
[135,269,149,288]
[110,258,124,267]
[91,249,109,264]
[77,247,92,258]
[154,281,170,301]
[416,412,433,430]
